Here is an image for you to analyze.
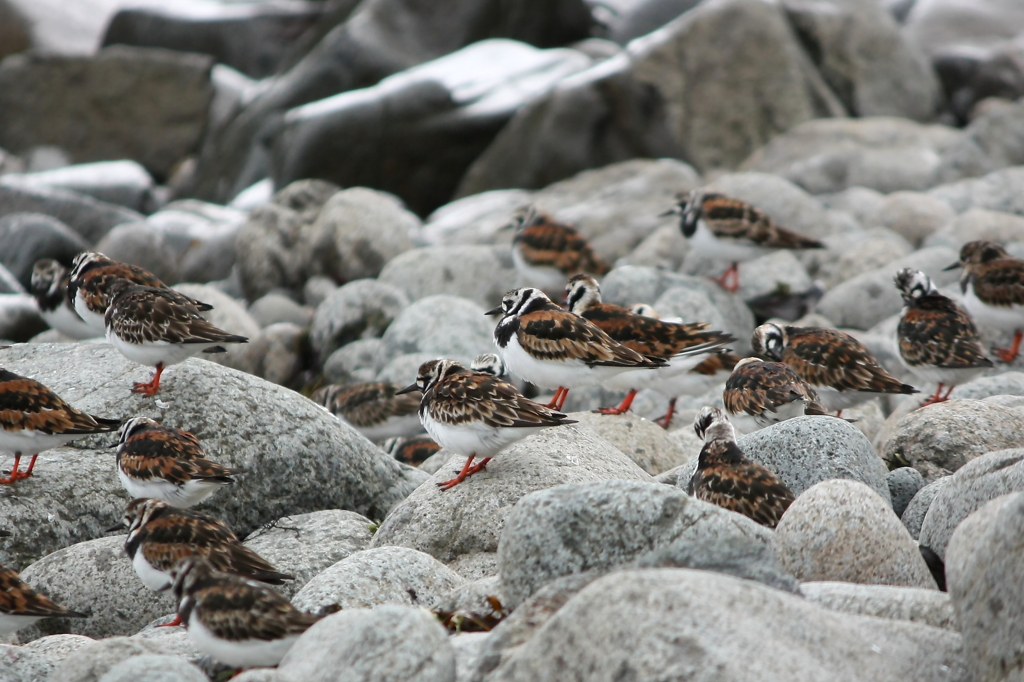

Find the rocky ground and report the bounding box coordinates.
[3,0,1024,681]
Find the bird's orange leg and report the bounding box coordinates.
[545,387,566,410]
[555,387,570,412]
[711,263,740,294]
[16,454,38,480]
[438,455,480,491]
[0,453,22,485]
[158,614,183,627]
[595,389,637,415]
[994,330,1023,363]
[654,398,677,429]
[132,363,165,396]
[919,383,949,407]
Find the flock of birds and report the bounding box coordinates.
[1,187,1022,674]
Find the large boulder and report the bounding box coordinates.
[801,581,957,631]
[0,47,214,178]
[773,479,936,588]
[0,343,427,569]
[380,295,494,367]
[371,424,654,580]
[271,40,593,215]
[902,477,951,540]
[459,0,844,194]
[928,165,1024,215]
[487,569,967,682]
[568,412,687,475]
[0,213,89,288]
[879,399,1024,481]
[497,480,773,608]
[378,245,515,310]
[0,160,155,213]
[946,492,1024,682]
[309,279,410,364]
[917,449,1024,560]
[0,184,142,245]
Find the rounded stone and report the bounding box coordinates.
[247,292,313,329]
[799,582,957,630]
[902,477,952,540]
[773,479,936,588]
[887,467,927,518]
[98,654,207,682]
[381,295,494,365]
[378,245,516,309]
[309,279,409,363]
[95,222,179,284]
[568,412,687,475]
[0,212,89,286]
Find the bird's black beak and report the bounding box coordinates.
[484,306,503,316]
[658,207,680,218]
[942,261,962,271]
[107,441,120,449]
[395,384,420,395]
[105,521,126,533]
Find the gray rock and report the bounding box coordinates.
[879,399,1024,481]
[248,292,313,329]
[653,285,755,351]
[903,0,1024,58]
[381,295,494,366]
[816,246,959,329]
[619,223,688,272]
[20,634,94,673]
[0,1,29,62]
[0,213,89,287]
[371,424,653,577]
[95,223,178,284]
[888,467,927,518]
[98,655,206,682]
[0,183,142,245]
[0,160,155,212]
[0,292,48,342]
[677,416,891,504]
[818,227,914,288]
[302,187,419,281]
[487,569,966,682]
[309,279,409,364]
[0,47,214,179]
[302,275,337,309]
[926,206,1024,253]
[918,448,1024,560]
[323,338,385,384]
[127,627,202,671]
[964,97,1024,170]
[0,643,56,682]
[497,480,773,608]
[234,322,305,388]
[15,536,173,642]
[291,546,465,614]
[172,282,261,375]
[928,165,1024,215]
[0,343,426,571]
[277,605,456,682]
[0,260,24,294]
[820,185,887,226]
[946,491,1024,682]
[741,117,982,195]
[50,637,164,682]
[459,0,842,194]
[378,245,516,310]
[773,479,937,588]
[430,575,505,615]
[902,477,952,540]
[875,191,956,247]
[799,582,957,630]
[242,510,374,598]
[234,179,340,301]
[451,632,490,682]
[272,41,592,217]
[422,188,533,246]
[229,671,285,682]
[376,352,440,386]
[567,412,686,475]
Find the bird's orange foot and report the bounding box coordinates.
[994,331,1023,363]
[711,264,740,293]
[131,382,160,396]
[157,613,183,627]
[593,390,636,416]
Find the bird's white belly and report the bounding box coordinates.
[907,364,987,388]
[106,328,209,368]
[689,220,771,263]
[188,613,299,668]
[648,370,725,398]
[498,334,630,389]
[42,303,99,340]
[74,290,108,333]
[0,612,44,637]
[512,248,569,293]
[813,386,873,412]
[0,428,78,455]
[353,414,425,443]
[752,400,810,428]
[133,550,172,591]
[119,467,222,508]
[422,411,544,458]
[964,285,1024,332]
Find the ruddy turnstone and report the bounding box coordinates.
[666,190,825,293]
[507,206,610,294]
[651,350,741,429]
[30,259,96,340]
[109,498,292,598]
[104,279,248,396]
[114,417,249,508]
[0,369,120,484]
[689,406,794,528]
[945,240,1024,363]
[486,287,667,411]
[168,557,320,669]
[895,268,993,406]
[564,274,734,414]
[383,434,442,466]
[312,381,423,442]
[0,560,86,636]
[723,357,827,431]
[470,352,506,378]
[396,358,575,490]
[751,322,917,413]
[67,251,212,334]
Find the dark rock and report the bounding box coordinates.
[606,0,702,44]
[310,279,409,364]
[0,184,143,245]
[0,293,48,341]
[0,0,30,62]
[0,161,155,212]
[0,47,214,179]
[103,2,325,79]
[94,223,178,284]
[888,467,927,518]
[902,477,951,540]
[0,213,89,288]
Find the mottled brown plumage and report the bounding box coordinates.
[689,407,794,528]
[692,351,742,376]
[117,499,292,589]
[511,206,610,277]
[724,357,827,428]
[677,191,825,250]
[0,562,86,631]
[312,382,420,428]
[105,281,246,347]
[952,241,1024,308]
[384,435,442,466]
